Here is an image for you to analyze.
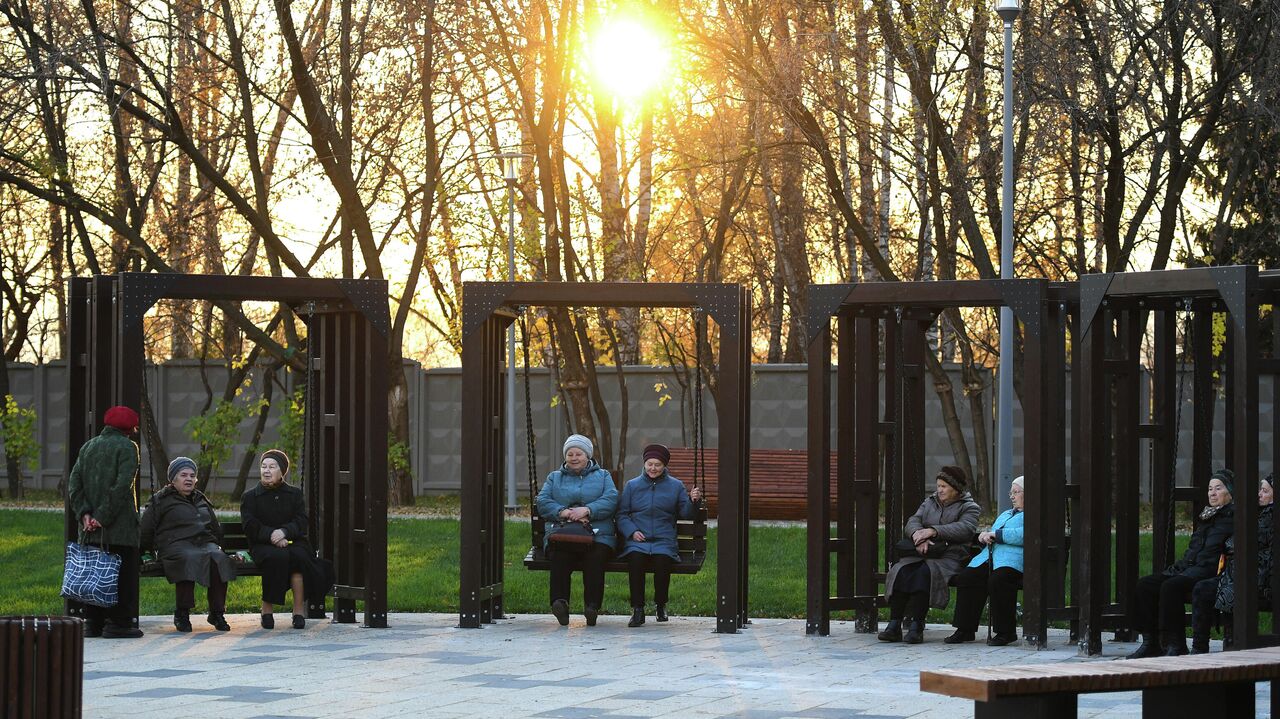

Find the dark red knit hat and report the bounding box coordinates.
[103,406,139,432]
[642,444,671,466]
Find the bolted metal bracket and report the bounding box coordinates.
[1210,265,1258,332]
[807,284,856,342]
[336,278,391,338]
[1078,273,1116,338]
[686,284,742,337]
[462,282,516,339]
[1000,279,1047,337]
[118,272,182,332]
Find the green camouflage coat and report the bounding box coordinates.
[68,426,141,548]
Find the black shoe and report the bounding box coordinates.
[83,620,103,638]
[656,605,668,622]
[174,610,192,633]
[877,619,903,642]
[628,608,645,628]
[1190,640,1209,654]
[987,633,1018,647]
[1161,632,1188,656]
[208,614,231,632]
[1126,635,1161,659]
[584,605,599,627]
[261,613,274,629]
[551,599,570,626]
[292,614,306,630]
[903,620,924,644]
[943,629,975,644]
[1222,615,1235,651]
[101,622,143,639]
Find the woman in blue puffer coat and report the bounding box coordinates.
[616,444,702,627]
[536,434,618,627]
[945,475,1025,646]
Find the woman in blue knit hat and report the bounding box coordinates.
[139,456,235,632]
[536,434,618,627]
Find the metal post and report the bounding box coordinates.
[505,175,518,510]
[996,1,1020,512]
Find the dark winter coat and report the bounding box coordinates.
[67,426,141,547]
[240,481,309,546]
[1216,503,1273,612]
[884,492,981,609]
[536,460,618,550]
[1163,502,1235,580]
[616,472,698,561]
[139,485,236,586]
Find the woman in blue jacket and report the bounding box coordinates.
[536,434,618,627]
[616,444,702,627]
[945,475,1025,646]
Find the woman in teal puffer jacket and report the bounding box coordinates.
[616,444,702,627]
[945,475,1025,646]
[536,434,618,627]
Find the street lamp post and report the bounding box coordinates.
[996,0,1020,512]
[500,152,527,511]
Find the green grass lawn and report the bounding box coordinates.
[1,508,1255,631]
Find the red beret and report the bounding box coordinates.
[103,406,139,432]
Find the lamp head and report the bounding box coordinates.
[996,0,1021,22]
[499,151,527,182]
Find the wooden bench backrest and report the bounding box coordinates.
[216,521,253,552]
[920,647,1280,702]
[529,512,708,556]
[665,447,838,520]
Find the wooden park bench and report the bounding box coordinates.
[139,520,262,578]
[665,447,837,520]
[920,647,1280,718]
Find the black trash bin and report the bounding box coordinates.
[1,616,84,718]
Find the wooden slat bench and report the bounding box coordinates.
[522,508,708,574]
[921,647,1280,718]
[665,447,837,520]
[139,520,262,578]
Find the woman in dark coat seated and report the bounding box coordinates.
[616,444,702,627]
[240,449,333,630]
[139,456,234,633]
[1127,468,1236,658]
[878,465,981,645]
[1190,473,1273,653]
[536,434,618,627]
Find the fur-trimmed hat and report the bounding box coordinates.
[260,449,290,475]
[937,465,968,493]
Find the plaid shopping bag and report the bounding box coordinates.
[61,540,121,607]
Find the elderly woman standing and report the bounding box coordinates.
[1127,468,1235,658]
[241,449,333,630]
[536,434,618,627]
[878,465,981,644]
[616,444,703,627]
[140,457,235,633]
[945,476,1025,646]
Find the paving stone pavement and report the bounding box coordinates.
[82,613,1270,718]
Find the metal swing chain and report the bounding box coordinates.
[692,310,705,494]
[519,311,540,521]
[1165,300,1193,562]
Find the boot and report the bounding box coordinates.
[628,608,645,628]
[1191,613,1212,654]
[1125,634,1161,659]
[551,599,570,626]
[173,609,192,633]
[101,621,143,639]
[656,604,668,622]
[260,613,274,630]
[291,614,306,630]
[943,629,975,644]
[584,605,599,627]
[1161,631,1188,657]
[208,614,231,632]
[84,619,103,638]
[1222,614,1235,651]
[903,619,924,644]
[877,619,903,642]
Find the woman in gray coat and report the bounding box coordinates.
[616,444,703,627]
[139,457,235,633]
[878,465,981,644]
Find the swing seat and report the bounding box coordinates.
[522,507,708,574]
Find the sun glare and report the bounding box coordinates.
[587,17,671,103]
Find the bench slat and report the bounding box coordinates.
[920,647,1280,702]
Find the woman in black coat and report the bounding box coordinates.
[139,456,234,633]
[240,449,333,629]
[1127,468,1236,658]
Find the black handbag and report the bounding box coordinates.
[547,521,597,545]
[893,537,950,561]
